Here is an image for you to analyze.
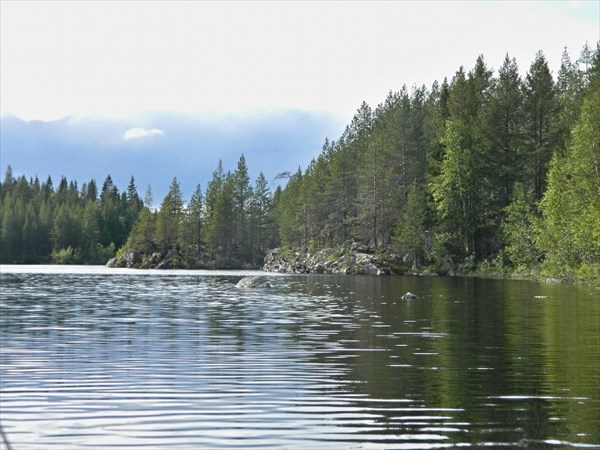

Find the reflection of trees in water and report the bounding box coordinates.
[1,272,598,447]
[279,275,599,447]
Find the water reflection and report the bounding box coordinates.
[1,268,599,449]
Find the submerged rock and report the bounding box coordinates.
[236,276,271,289]
[402,292,418,300]
[0,273,25,284]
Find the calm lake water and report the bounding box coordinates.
[1,265,599,449]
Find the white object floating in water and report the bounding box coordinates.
[534,295,550,299]
[402,292,417,300]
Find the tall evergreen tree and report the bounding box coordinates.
[155,177,184,253]
[523,51,559,200]
[184,184,204,250]
[486,54,525,210]
[232,155,252,258]
[249,172,272,262]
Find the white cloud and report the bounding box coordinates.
[123,127,164,140]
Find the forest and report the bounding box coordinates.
[1,43,599,282]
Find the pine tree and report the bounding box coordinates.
[523,51,559,200]
[556,47,584,152]
[486,54,525,210]
[232,155,252,258]
[250,172,272,262]
[204,160,225,255]
[22,201,39,263]
[155,177,184,253]
[126,185,156,255]
[185,184,204,250]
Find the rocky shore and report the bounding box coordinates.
[107,243,457,277]
[263,243,459,276]
[263,245,394,275]
[106,248,253,270]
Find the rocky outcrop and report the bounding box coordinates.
[106,247,249,270]
[107,249,142,268]
[438,255,456,276]
[263,245,392,275]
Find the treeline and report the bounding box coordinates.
[275,44,600,282]
[0,173,141,264]
[123,156,278,267]
[2,44,599,281]
[0,156,278,267]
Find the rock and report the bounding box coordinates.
[236,276,271,289]
[402,292,418,300]
[106,249,141,268]
[106,257,118,268]
[423,231,433,255]
[149,252,162,267]
[351,242,370,253]
[0,273,25,284]
[420,270,439,277]
[439,255,456,276]
[262,246,391,276]
[363,263,383,275]
[155,258,172,270]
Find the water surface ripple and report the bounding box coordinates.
[1,266,599,449]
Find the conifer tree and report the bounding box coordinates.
[485,54,525,211]
[523,51,559,200]
[232,155,252,257]
[156,177,184,253]
[250,172,272,261]
[185,184,204,250]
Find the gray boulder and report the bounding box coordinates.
[402,292,418,300]
[439,255,456,276]
[106,249,141,268]
[236,276,271,289]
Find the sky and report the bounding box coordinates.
[1,1,599,124]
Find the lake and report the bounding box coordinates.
[1,265,599,449]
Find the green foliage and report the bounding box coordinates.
[392,182,426,267]
[0,171,140,264]
[537,81,600,281]
[51,246,80,264]
[502,183,539,270]
[155,177,184,252]
[523,51,560,200]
